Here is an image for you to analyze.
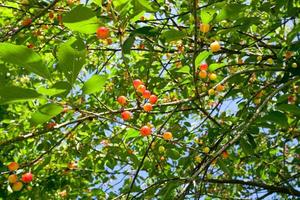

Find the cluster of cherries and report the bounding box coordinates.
[117,80,173,140]
[198,63,224,95]
[6,162,33,192]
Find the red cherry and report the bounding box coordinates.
[149,95,158,104]
[200,63,208,71]
[133,79,143,89]
[137,85,146,94]
[117,96,127,106]
[96,27,109,39]
[140,125,152,136]
[121,111,132,121]
[142,90,151,99]
[22,18,32,26]
[21,172,33,183]
[46,122,57,129]
[143,103,153,112]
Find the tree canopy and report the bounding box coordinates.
[0,0,299,199]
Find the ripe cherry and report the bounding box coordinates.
[200,63,208,71]
[133,79,143,89]
[46,122,57,129]
[143,103,153,112]
[121,111,132,121]
[140,125,152,136]
[22,18,32,26]
[21,172,33,183]
[96,27,109,39]
[117,96,127,106]
[149,95,158,104]
[142,90,151,99]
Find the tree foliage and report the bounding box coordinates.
[0,0,299,199]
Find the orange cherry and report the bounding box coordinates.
[163,132,173,140]
[137,85,146,93]
[222,151,229,159]
[8,174,18,184]
[143,103,153,112]
[12,182,23,191]
[216,84,224,92]
[117,96,127,106]
[199,70,207,79]
[8,162,19,171]
[121,111,132,121]
[140,125,152,136]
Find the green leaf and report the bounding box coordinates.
[177,66,190,74]
[200,8,216,23]
[37,81,72,97]
[92,0,102,5]
[82,74,108,94]
[208,63,226,72]
[133,0,155,12]
[0,43,50,79]
[57,38,86,84]
[133,26,158,37]
[217,160,231,175]
[277,104,300,117]
[168,149,180,160]
[31,103,63,125]
[161,29,186,42]
[122,35,135,54]
[240,138,254,155]
[124,128,139,141]
[261,111,288,127]
[215,4,247,22]
[195,51,211,67]
[63,5,99,34]
[0,86,42,104]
